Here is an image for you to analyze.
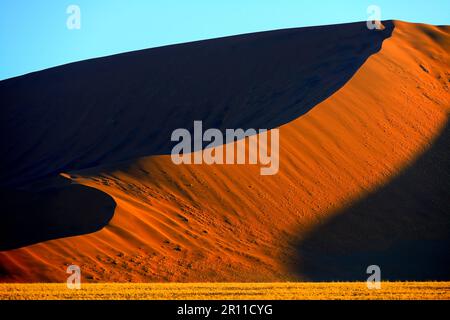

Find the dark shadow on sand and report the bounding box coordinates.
[294,120,450,281]
[0,176,115,251]
[1,21,394,187]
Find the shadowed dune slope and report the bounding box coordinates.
[295,118,450,281]
[0,176,116,251]
[0,21,449,282]
[0,21,392,187]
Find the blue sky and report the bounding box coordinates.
[1,0,449,80]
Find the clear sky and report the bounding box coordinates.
[1,0,449,80]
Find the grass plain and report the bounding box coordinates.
[1,282,449,300]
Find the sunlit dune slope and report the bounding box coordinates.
[1,21,449,282]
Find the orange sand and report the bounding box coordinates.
[0,21,449,282]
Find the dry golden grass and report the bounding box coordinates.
[1,282,449,300]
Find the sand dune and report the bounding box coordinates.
[0,21,392,187]
[0,21,449,282]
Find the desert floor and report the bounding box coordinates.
[1,282,449,300]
